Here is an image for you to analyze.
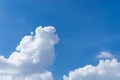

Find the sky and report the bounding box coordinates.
[0,0,120,80]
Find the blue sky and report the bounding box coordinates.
[0,0,120,80]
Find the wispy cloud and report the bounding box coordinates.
[97,51,115,59]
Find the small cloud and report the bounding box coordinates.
[97,51,115,59]
[30,31,34,35]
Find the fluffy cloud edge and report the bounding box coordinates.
[63,52,120,80]
[0,26,59,80]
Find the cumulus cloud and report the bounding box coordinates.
[98,51,115,59]
[0,26,59,80]
[63,58,120,80]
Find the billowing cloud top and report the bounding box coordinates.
[63,53,120,80]
[0,26,59,80]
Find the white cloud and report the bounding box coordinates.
[0,26,59,80]
[98,51,115,59]
[63,58,120,80]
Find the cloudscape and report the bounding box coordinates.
[0,0,120,80]
[0,26,120,80]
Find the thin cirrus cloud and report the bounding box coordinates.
[0,26,59,80]
[63,52,120,80]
